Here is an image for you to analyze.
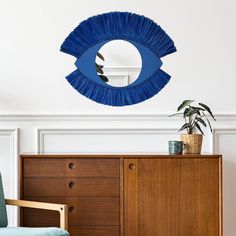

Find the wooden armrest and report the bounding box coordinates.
[5,199,68,230]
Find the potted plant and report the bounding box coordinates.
[170,100,216,154]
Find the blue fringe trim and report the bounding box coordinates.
[66,68,171,106]
[61,12,176,59]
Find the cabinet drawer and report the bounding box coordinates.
[24,159,120,177]
[23,197,120,226]
[24,178,120,197]
[23,208,60,227]
[69,226,120,236]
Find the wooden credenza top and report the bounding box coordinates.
[20,153,222,159]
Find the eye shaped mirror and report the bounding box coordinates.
[95,40,142,87]
[61,12,176,106]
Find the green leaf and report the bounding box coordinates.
[96,63,104,74]
[199,103,216,120]
[97,52,105,61]
[195,122,204,135]
[177,100,194,111]
[202,112,213,132]
[184,108,200,118]
[183,108,190,118]
[191,106,205,111]
[99,75,109,82]
[178,123,191,132]
[196,117,207,127]
[168,112,184,117]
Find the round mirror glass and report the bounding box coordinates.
[95,40,142,87]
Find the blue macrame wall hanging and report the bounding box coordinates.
[61,12,176,106]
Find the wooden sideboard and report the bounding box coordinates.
[20,154,222,236]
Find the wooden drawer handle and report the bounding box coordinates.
[129,163,136,170]
[69,181,75,189]
[69,206,75,213]
[68,162,76,169]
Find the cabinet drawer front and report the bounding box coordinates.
[23,208,60,227]
[24,159,65,177]
[68,197,120,226]
[69,226,120,236]
[24,158,120,177]
[24,178,120,197]
[23,197,120,226]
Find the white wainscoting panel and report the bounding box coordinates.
[0,129,18,227]
[106,74,129,87]
[0,114,236,231]
[37,128,179,153]
[213,128,236,236]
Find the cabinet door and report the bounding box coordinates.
[124,158,221,236]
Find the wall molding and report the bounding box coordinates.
[37,127,178,153]
[213,128,236,153]
[1,113,236,121]
[106,74,129,86]
[103,66,141,72]
[0,128,19,226]
[0,113,176,121]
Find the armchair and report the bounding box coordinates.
[0,173,69,236]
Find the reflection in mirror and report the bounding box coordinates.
[95,40,142,87]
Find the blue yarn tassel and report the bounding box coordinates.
[61,12,176,106]
[61,12,176,59]
[66,68,171,106]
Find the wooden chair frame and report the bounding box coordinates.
[5,199,68,230]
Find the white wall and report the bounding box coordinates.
[0,0,236,113]
[0,0,236,235]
